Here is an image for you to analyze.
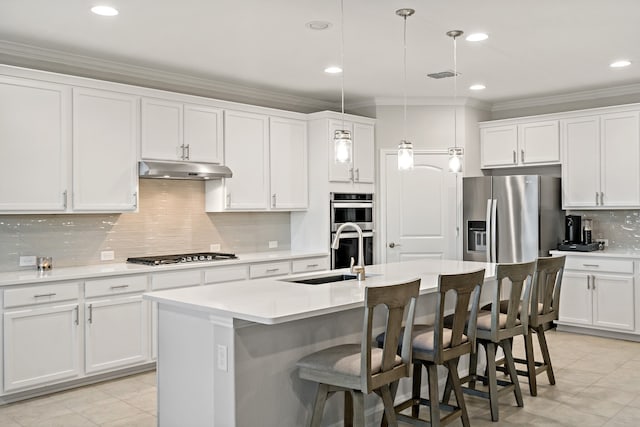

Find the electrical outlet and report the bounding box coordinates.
[210,243,221,252]
[217,344,228,371]
[268,240,278,249]
[100,250,115,261]
[599,239,609,247]
[19,255,36,267]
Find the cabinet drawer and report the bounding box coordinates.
[249,261,291,279]
[85,275,147,298]
[4,282,80,308]
[151,270,202,290]
[565,257,633,274]
[292,257,329,274]
[204,265,248,285]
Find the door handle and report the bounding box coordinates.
[388,242,401,248]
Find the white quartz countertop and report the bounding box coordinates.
[550,249,640,259]
[0,250,328,287]
[144,258,495,325]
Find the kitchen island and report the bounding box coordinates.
[145,258,495,427]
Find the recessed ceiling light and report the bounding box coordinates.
[470,84,486,91]
[610,60,631,68]
[306,21,332,31]
[466,33,488,42]
[91,5,119,16]
[324,66,342,74]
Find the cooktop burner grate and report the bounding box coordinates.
[126,252,237,266]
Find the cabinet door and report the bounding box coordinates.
[558,272,592,326]
[72,88,138,212]
[480,125,518,168]
[141,98,183,161]
[600,112,640,207]
[519,120,560,165]
[353,123,375,183]
[85,295,148,374]
[592,273,635,331]
[328,120,354,182]
[4,303,80,391]
[269,117,308,209]
[561,117,600,208]
[184,104,223,163]
[224,110,269,209]
[0,76,70,211]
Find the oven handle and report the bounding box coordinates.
[333,231,374,239]
[331,202,374,209]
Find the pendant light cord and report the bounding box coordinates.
[340,0,345,128]
[402,14,408,141]
[453,33,457,150]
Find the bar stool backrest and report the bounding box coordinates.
[432,269,485,364]
[531,256,566,327]
[363,279,420,393]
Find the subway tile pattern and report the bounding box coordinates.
[568,210,640,250]
[0,180,291,272]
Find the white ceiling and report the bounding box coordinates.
[1,0,639,109]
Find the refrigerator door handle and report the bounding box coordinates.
[485,199,493,263]
[490,199,497,262]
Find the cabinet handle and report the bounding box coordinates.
[595,192,599,205]
[74,306,79,325]
[513,150,516,164]
[521,149,525,163]
[133,192,138,209]
[349,168,354,182]
[587,275,590,290]
[185,144,190,160]
[88,304,93,324]
[600,192,604,205]
[34,293,56,298]
[306,264,319,268]
[582,264,600,268]
[355,168,360,181]
[266,268,280,273]
[110,285,129,290]
[272,194,277,208]
[226,193,231,207]
[62,190,68,209]
[592,275,596,290]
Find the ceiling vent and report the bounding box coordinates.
[427,70,460,79]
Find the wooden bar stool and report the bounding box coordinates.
[448,261,536,422]
[378,269,485,427]
[296,279,420,427]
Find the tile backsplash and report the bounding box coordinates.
[0,180,291,272]
[568,210,640,250]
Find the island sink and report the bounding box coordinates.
[283,274,358,285]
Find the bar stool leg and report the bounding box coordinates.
[537,326,556,385]
[380,384,398,426]
[412,362,422,418]
[502,339,523,407]
[446,358,470,427]
[427,364,441,426]
[524,329,538,396]
[310,383,329,427]
[485,342,499,422]
[345,390,353,427]
[351,390,365,427]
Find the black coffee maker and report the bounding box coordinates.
[565,215,582,244]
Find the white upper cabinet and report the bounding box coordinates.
[141,98,222,164]
[328,119,375,183]
[562,111,640,209]
[0,76,71,212]
[480,120,559,168]
[269,117,308,210]
[72,88,139,212]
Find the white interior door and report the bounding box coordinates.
[382,152,461,263]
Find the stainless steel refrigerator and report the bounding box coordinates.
[463,175,563,263]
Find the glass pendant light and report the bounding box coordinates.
[334,0,352,164]
[447,30,464,173]
[396,8,415,170]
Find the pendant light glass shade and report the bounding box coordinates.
[396,8,415,170]
[334,129,352,163]
[398,140,414,170]
[448,147,463,173]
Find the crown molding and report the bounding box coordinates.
[491,83,640,112]
[0,40,336,113]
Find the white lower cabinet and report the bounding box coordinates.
[3,283,81,392]
[559,256,636,332]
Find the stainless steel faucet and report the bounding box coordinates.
[331,222,366,281]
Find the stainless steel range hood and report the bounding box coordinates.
[139,161,232,180]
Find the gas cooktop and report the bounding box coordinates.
[126,252,237,266]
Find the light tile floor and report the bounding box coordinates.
[0,330,639,426]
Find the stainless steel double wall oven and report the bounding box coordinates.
[330,193,374,269]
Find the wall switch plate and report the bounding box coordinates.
[19,255,36,267]
[100,250,115,261]
[217,344,228,371]
[210,243,221,252]
[268,240,278,249]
